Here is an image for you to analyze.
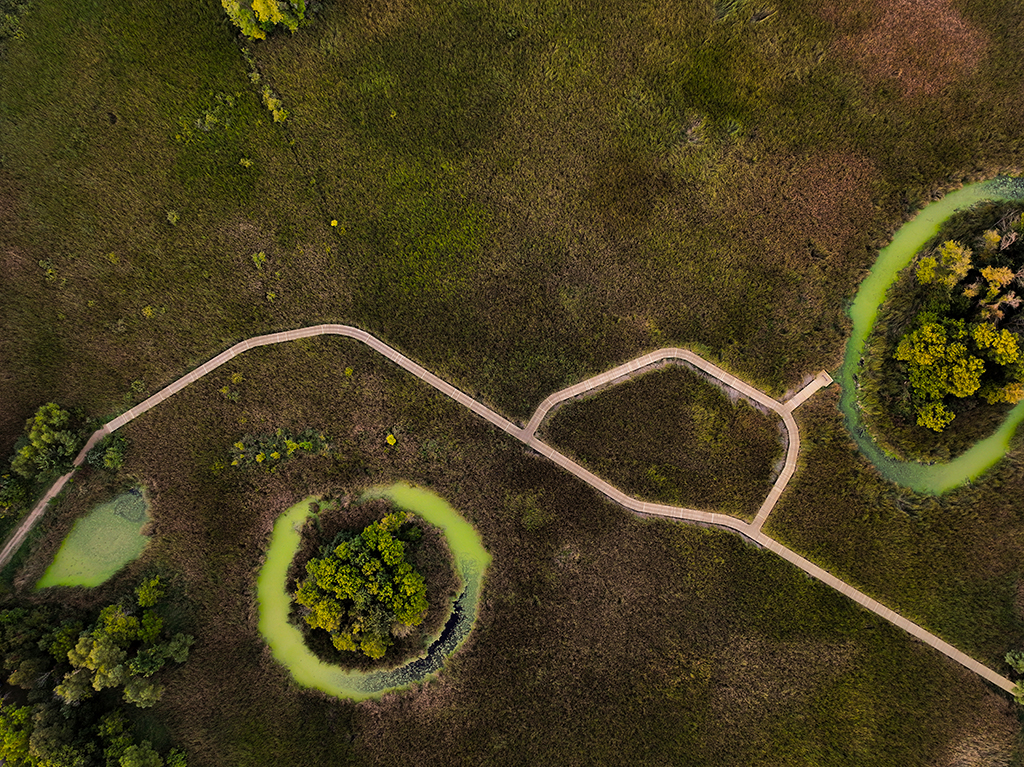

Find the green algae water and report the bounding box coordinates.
[256,483,491,701]
[36,489,150,589]
[841,177,1024,492]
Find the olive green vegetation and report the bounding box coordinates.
[544,366,784,519]
[2,0,1024,762]
[860,203,1024,459]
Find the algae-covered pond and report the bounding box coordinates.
[36,488,150,589]
[841,176,1024,492]
[256,482,491,701]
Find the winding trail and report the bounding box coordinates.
[2,325,1014,694]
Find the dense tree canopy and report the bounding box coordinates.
[894,210,1024,431]
[10,403,82,480]
[0,577,192,765]
[294,511,429,660]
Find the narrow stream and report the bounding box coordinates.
[839,176,1024,492]
[256,483,490,700]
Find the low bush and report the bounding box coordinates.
[228,428,329,471]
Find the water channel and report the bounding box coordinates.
[839,176,1024,492]
[255,482,491,700]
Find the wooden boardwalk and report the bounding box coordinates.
[4,324,1015,694]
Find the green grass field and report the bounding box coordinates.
[3,0,1024,762]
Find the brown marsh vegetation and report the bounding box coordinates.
[544,365,784,519]
[2,0,1024,761]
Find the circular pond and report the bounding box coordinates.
[840,176,1024,492]
[256,482,491,700]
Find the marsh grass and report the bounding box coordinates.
[11,336,1005,765]
[766,388,1024,668]
[543,365,785,519]
[2,0,1024,761]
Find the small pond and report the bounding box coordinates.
[256,482,491,701]
[36,488,150,589]
[840,176,1024,492]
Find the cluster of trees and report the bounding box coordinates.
[220,0,308,40]
[1,404,86,517]
[228,427,329,471]
[894,211,1024,432]
[0,577,192,766]
[293,511,429,660]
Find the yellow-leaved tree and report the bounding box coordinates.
[220,0,305,39]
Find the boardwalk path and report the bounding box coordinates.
[2,325,1014,694]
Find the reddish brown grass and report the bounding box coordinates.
[727,150,878,268]
[828,0,988,97]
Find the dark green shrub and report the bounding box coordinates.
[86,433,128,472]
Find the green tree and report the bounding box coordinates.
[0,702,32,764]
[137,611,163,644]
[86,433,128,472]
[916,240,973,287]
[890,317,1024,431]
[66,632,128,692]
[972,322,1020,365]
[119,741,164,767]
[915,402,956,432]
[894,320,985,397]
[294,511,429,659]
[54,668,95,704]
[135,577,163,609]
[97,605,141,645]
[122,678,163,709]
[164,633,194,664]
[8,657,50,690]
[39,619,83,663]
[129,647,166,678]
[220,0,305,39]
[9,403,82,480]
